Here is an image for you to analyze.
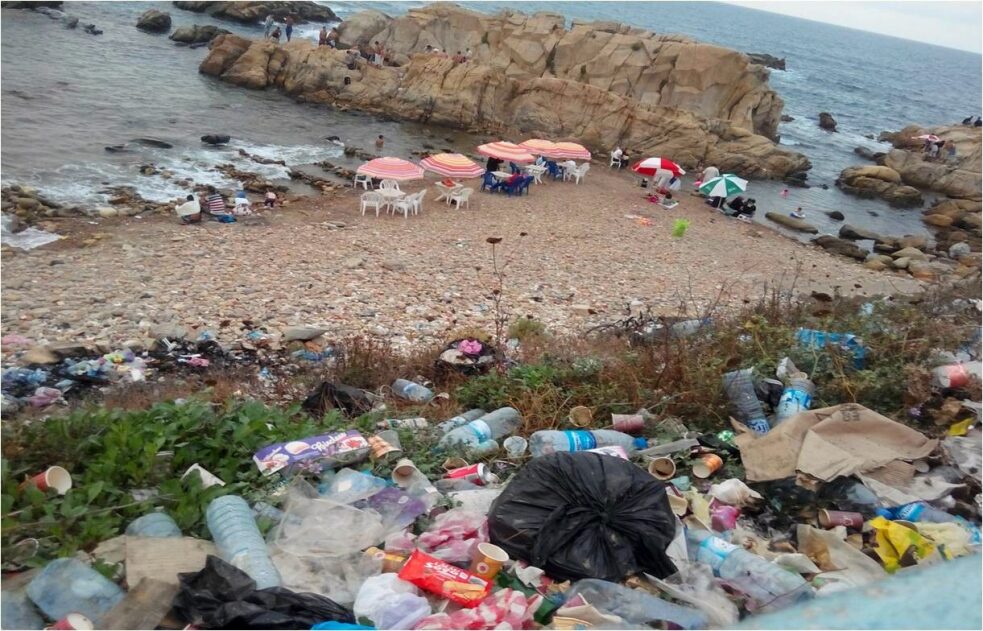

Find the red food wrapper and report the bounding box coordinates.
[397,549,490,607]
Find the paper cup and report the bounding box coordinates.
[818,509,864,529]
[611,414,645,433]
[691,454,723,479]
[648,457,676,480]
[47,613,94,630]
[368,430,402,460]
[503,436,528,459]
[569,406,593,427]
[21,466,72,495]
[391,458,420,487]
[667,493,689,517]
[469,542,509,580]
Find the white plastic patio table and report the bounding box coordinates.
[378,188,405,211]
[492,171,512,180]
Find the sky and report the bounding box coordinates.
[728,1,983,53]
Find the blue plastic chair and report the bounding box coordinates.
[480,171,496,192]
[509,161,520,174]
[517,175,534,196]
[546,161,562,180]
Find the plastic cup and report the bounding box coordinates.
[368,430,402,460]
[569,406,593,427]
[503,436,528,459]
[442,457,469,471]
[692,454,723,479]
[20,466,72,495]
[818,509,864,529]
[391,458,420,487]
[469,542,509,581]
[611,414,645,433]
[648,457,676,480]
[47,613,94,630]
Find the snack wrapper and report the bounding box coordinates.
[252,430,370,476]
[397,549,490,607]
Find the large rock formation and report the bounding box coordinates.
[172,1,336,24]
[835,165,924,208]
[136,9,171,32]
[170,24,230,44]
[877,124,981,202]
[199,34,810,179]
[336,5,786,140]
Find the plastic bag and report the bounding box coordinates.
[416,508,487,564]
[646,563,739,628]
[564,579,707,630]
[270,550,380,607]
[488,452,678,581]
[271,482,386,557]
[708,479,763,506]
[173,555,354,630]
[353,573,430,630]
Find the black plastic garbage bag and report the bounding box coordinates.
[488,451,678,582]
[173,556,354,630]
[302,381,373,418]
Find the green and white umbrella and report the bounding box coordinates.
[699,174,748,198]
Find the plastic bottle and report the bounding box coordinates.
[686,529,812,613]
[252,501,285,524]
[774,377,815,422]
[206,495,282,589]
[721,369,770,434]
[391,379,434,403]
[125,512,181,537]
[2,589,44,630]
[528,429,647,457]
[438,407,521,454]
[26,558,125,622]
[876,502,961,523]
[436,408,487,433]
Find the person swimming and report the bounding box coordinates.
[790,207,805,219]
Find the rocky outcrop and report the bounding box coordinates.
[812,236,867,261]
[818,112,836,131]
[136,9,171,32]
[172,1,336,24]
[839,223,889,242]
[198,34,811,179]
[1,1,62,7]
[764,212,818,233]
[201,134,231,145]
[836,165,924,208]
[878,124,981,202]
[746,53,785,71]
[336,4,786,139]
[170,24,230,44]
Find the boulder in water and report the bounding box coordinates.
[172,1,337,24]
[746,52,786,70]
[201,134,231,145]
[136,9,172,33]
[825,210,845,221]
[839,223,887,242]
[780,114,794,122]
[132,137,173,149]
[812,236,867,260]
[170,24,230,44]
[83,24,102,35]
[764,211,818,233]
[818,112,837,132]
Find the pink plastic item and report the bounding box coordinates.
[458,339,483,355]
[414,588,542,630]
[416,508,488,563]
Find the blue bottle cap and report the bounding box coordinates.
[633,437,649,450]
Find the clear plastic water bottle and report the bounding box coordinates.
[391,379,434,403]
[528,429,647,457]
[252,501,285,524]
[722,369,770,434]
[438,407,520,454]
[26,558,125,622]
[686,528,812,613]
[206,495,282,589]
[774,377,815,422]
[436,408,487,433]
[125,512,181,537]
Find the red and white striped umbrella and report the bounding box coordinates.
[477,141,535,164]
[419,153,485,179]
[548,142,591,160]
[915,134,941,142]
[356,157,425,181]
[518,139,558,155]
[632,157,685,177]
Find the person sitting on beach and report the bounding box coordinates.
[927,141,941,161]
[264,14,274,38]
[175,194,201,224]
[233,190,253,215]
[205,186,229,216]
[732,198,756,219]
[319,26,328,46]
[619,148,631,169]
[264,189,278,209]
[727,196,745,214]
[611,146,624,168]
[790,207,805,219]
[425,44,434,54]
[465,47,473,59]
[270,26,281,42]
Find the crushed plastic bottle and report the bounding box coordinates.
[438,407,521,456]
[206,495,281,589]
[391,379,434,403]
[774,377,815,422]
[436,408,487,433]
[722,369,770,434]
[528,429,647,457]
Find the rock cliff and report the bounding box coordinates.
[336,4,785,139]
[199,34,810,179]
[172,1,336,24]
[875,124,981,202]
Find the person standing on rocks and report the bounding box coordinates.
[263,14,274,38]
[270,25,281,42]
[284,16,294,42]
[945,140,958,164]
[319,26,328,46]
[375,135,385,151]
[174,194,201,224]
[327,27,339,48]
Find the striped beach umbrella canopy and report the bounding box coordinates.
[518,139,558,155]
[548,142,592,160]
[419,153,485,179]
[356,157,424,181]
[699,174,748,198]
[916,134,941,142]
[632,157,685,177]
[477,141,535,164]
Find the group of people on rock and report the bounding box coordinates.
[923,138,958,163]
[173,186,279,225]
[263,14,293,42]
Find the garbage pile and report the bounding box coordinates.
[2,347,981,629]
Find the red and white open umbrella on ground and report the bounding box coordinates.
[916,134,941,142]
[419,153,485,179]
[548,142,591,160]
[518,139,558,155]
[632,157,685,177]
[356,157,425,181]
[477,141,535,164]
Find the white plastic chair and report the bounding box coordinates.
[414,189,426,215]
[449,187,473,209]
[524,164,546,184]
[379,179,401,192]
[560,160,577,181]
[572,163,591,184]
[360,191,384,217]
[393,190,426,218]
[353,173,372,190]
[609,152,621,168]
[435,182,460,204]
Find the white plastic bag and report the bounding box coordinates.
[353,573,430,630]
[708,479,763,506]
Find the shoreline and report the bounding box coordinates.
[0,168,924,352]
